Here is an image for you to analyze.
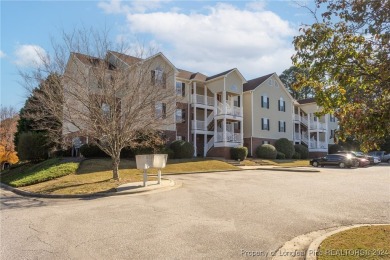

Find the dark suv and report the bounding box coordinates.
[310,154,358,168]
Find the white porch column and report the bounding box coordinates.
[222,90,227,115]
[204,134,207,157]
[240,119,243,144]
[239,94,243,117]
[193,82,197,156]
[223,117,227,142]
[316,132,320,149]
[325,114,329,146]
[214,92,218,116]
[204,84,207,106]
[193,82,197,104]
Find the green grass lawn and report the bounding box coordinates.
[1,158,79,187]
[318,225,390,260]
[246,159,310,167]
[2,158,238,195]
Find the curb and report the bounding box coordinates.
[272,224,390,260]
[0,179,181,199]
[305,224,389,260]
[241,167,320,173]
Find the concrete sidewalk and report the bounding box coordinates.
[0,178,181,199]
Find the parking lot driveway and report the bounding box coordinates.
[1,166,389,259]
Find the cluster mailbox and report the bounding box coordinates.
[135,154,168,186]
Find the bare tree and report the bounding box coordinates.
[20,28,176,180]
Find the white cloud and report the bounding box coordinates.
[98,0,171,14]
[0,50,5,58]
[124,3,295,78]
[245,1,266,11]
[14,44,47,67]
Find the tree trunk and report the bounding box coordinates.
[112,156,120,180]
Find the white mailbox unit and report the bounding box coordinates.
[136,154,168,186]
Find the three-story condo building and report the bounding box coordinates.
[64,51,337,158]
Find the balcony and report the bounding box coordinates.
[192,94,214,106]
[217,101,241,117]
[309,141,327,150]
[216,132,241,143]
[294,114,300,121]
[191,120,205,130]
[310,121,327,131]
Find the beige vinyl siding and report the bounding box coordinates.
[206,78,224,93]
[252,75,294,140]
[225,71,243,94]
[243,92,252,138]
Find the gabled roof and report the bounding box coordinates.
[73,52,115,70]
[190,72,207,81]
[297,97,316,104]
[243,73,274,92]
[206,68,235,81]
[177,69,207,82]
[108,51,142,65]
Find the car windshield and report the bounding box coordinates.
[353,152,364,156]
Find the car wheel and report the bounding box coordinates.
[313,161,318,167]
[387,159,390,164]
[339,162,345,168]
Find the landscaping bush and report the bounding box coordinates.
[158,147,175,159]
[169,140,194,159]
[292,152,301,159]
[120,147,135,158]
[79,144,109,158]
[294,144,309,159]
[256,144,277,159]
[17,132,48,161]
[53,147,72,157]
[275,138,295,159]
[328,144,343,154]
[230,146,248,161]
[276,152,286,159]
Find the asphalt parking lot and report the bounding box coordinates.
[1,165,389,259]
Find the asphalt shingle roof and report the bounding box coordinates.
[243,73,274,92]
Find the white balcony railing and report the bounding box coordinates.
[294,114,300,121]
[308,140,327,149]
[193,94,214,106]
[217,132,224,142]
[294,132,300,140]
[191,120,205,130]
[229,106,241,116]
[310,121,327,130]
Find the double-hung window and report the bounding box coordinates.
[261,118,270,130]
[175,109,185,123]
[155,102,166,119]
[278,121,286,132]
[151,68,166,88]
[261,95,269,109]
[101,103,110,118]
[278,98,286,112]
[176,81,185,96]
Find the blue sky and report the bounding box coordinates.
[1,0,316,110]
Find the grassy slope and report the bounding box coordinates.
[318,225,390,260]
[11,158,238,195]
[1,158,79,187]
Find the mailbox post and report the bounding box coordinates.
[153,154,168,184]
[135,154,168,186]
